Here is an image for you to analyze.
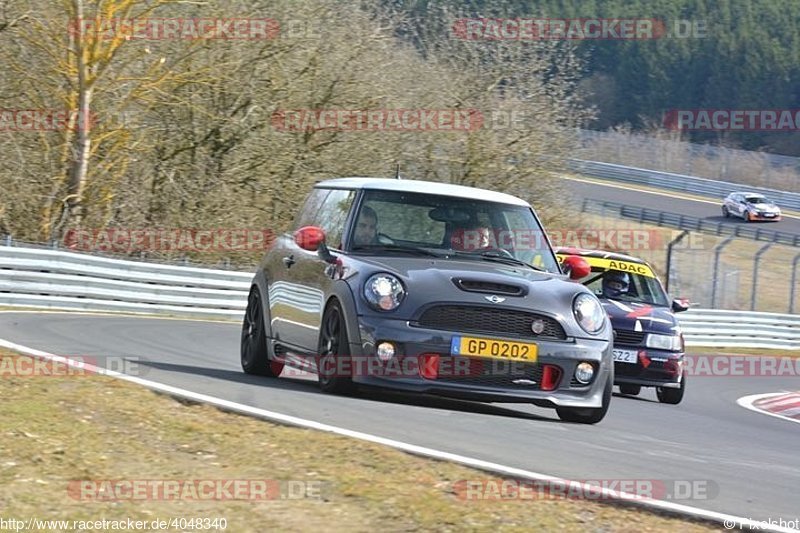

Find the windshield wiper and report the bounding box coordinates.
[351,244,442,257]
[451,250,547,272]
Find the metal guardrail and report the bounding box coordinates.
[1,245,798,348]
[0,246,251,320]
[679,309,800,350]
[581,198,800,247]
[568,159,800,212]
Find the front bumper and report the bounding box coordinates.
[613,347,684,388]
[748,212,781,221]
[349,315,613,408]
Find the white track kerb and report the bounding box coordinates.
[1,337,796,533]
[738,393,800,426]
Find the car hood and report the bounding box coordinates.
[751,202,779,211]
[599,299,679,335]
[347,255,608,339]
[354,254,560,283]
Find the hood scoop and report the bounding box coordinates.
[453,278,527,297]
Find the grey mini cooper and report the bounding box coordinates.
[241,178,614,423]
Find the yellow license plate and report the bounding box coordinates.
[450,336,538,362]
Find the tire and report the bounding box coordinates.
[556,376,612,424]
[657,373,686,405]
[241,287,283,377]
[317,301,357,395]
[721,205,730,218]
[619,384,641,396]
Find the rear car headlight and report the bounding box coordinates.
[364,273,406,311]
[646,333,683,351]
[573,293,606,335]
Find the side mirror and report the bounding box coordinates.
[671,298,690,313]
[294,226,326,251]
[561,255,591,281]
[293,226,337,264]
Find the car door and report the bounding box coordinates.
[269,187,356,353]
[268,188,327,351]
[733,194,746,217]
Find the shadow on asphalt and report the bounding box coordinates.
[612,391,658,403]
[135,360,558,422]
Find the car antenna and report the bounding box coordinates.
[394,162,401,179]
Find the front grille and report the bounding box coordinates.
[453,279,526,296]
[614,330,645,346]
[416,305,567,340]
[436,356,544,389]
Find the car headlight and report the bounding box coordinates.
[573,293,606,335]
[646,333,683,351]
[364,273,405,311]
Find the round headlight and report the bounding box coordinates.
[573,293,606,335]
[364,274,406,311]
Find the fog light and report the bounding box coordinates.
[377,342,396,362]
[530,318,545,335]
[574,362,595,384]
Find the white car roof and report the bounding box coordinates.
[315,177,530,207]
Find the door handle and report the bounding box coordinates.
[283,255,295,268]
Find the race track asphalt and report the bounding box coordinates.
[563,177,800,238]
[1,312,797,524]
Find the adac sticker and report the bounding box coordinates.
[556,254,654,278]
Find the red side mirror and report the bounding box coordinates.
[562,255,591,280]
[294,226,326,251]
[671,298,690,313]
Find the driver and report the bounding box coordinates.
[602,270,630,298]
[353,205,379,246]
[451,223,492,251]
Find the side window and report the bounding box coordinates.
[293,189,329,229]
[315,189,355,249]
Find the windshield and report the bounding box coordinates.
[348,189,560,273]
[578,267,670,307]
[745,195,769,204]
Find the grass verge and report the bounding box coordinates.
[686,346,800,358]
[0,349,722,532]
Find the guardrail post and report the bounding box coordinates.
[711,236,735,309]
[790,253,800,314]
[750,243,773,311]
[665,230,689,293]
[4,235,11,247]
